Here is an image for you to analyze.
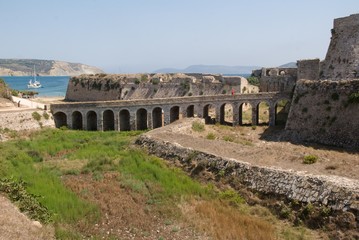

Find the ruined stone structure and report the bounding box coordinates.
[51,93,290,131]
[137,135,359,214]
[253,67,297,93]
[65,73,250,102]
[321,14,359,80]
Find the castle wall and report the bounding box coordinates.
[297,59,320,80]
[257,68,297,93]
[321,14,359,80]
[285,79,359,148]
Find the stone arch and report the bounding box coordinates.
[220,103,233,125]
[72,111,83,130]
[136,108,147,130]
[170,106,180,123]
[152,107,163,129]
[257,101,270,125]
[119,109,130,131]
[239,102,252,125]
[87,111,97,131]
[54,112,67,128]
[103,109,115,131]
[275,99,290,125]
[186,105,195,118]
[203,104,216,124]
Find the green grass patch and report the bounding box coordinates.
[206,132,216,140]
[303,155,318,164]
[192,121,205,132]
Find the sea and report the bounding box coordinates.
[1,76,69,97]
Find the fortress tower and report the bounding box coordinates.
[321,14,359,79]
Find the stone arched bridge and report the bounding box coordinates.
[50,92,291,131]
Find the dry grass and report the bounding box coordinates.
[182,199,275,240]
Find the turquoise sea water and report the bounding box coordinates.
[1,76,69,97]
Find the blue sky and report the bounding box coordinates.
[1,0,359,73]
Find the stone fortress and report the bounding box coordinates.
[51,13,359,148]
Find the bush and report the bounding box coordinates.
[192,121,205,132]
[247,76,259,86]
[348,91,359,104]
[303,155,318,164]
[42,112,49,120]
[331,93,339,101]
[206,133,216,140]
[32,112,41,121]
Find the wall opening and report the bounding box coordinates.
[275,99,290,126]
[170,106,180,123]
[186,105,194,118]
[239,103,252,125]
[220,103,233,125]
[54,112,67,128]
[119,109,130,131]
[136,108,147,130]
[103,110,115,131]
[257,101,270,125]
[87,111,97,131]
[72,111,83,130]
[203,104,216,124]
[152,107,163,129]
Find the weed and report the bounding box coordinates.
[223,135,234,142]
[325,165,338,170]
[303,155,318,164]
[251,125,257,130]
[32,111,41,121]
[42,112,49,120]
[302,107,308,113]
[331,93,339,101]
[192,121,205,132]
[206,133,216,140]
[348,91,359,104]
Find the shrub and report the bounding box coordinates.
[134,79,140,85]
[222,89,227,94]
[32,112,41,121]
[206,133,216,140]
[303,155,318,164]
[302,107,308,113]
[348,91,359,104]
[42,112,49,120]
[192,121,205,132]
[247,76,259,86]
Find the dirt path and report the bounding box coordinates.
[0,195,54,240]
[146,118,359,180]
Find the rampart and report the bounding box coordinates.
[65,73,249,102]
[285,79,359,148]
[253,67,297,93]
[136,134,359,218]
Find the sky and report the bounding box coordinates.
[1,0,359,73]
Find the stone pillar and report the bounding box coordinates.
[269,103,276,127]
[130,111,136,131]
[163,108,171,126]
[180,105,187,119]
[66,112,72,129]
[114,110,119,131]
[147,110,153,129]
[251,105,258,126]
[196,104,203,118]
[82,111,87,130]
[97,111,103,131]
[215,105,221,124]
[232,103,239,126]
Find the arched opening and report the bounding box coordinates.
[103,110,115,131]
[275,99,290,126]
[87,111,97,131]
[54,112,67,128]
[239,103,252,125]
[203,104,216,124]
[220,103,233,125]
[136,108,147,130]
[72,111,82,130]
[119,109,130,131]
[257,101,270,125]
[186,105,194,118]
[170,106,180,123]
[152,107,163,129]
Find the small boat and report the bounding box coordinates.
[27,66,42,88]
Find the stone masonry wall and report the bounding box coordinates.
[321,14,359,80]
[285,79,359,148]
[136,135,359,216]
[297,59,320,80]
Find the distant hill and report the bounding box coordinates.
[278,62,297,68]
[0,59,104,76]
[154,65,261,74]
